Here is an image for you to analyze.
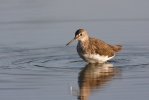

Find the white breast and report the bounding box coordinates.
[79,53,114,63]
[77,41,114,63]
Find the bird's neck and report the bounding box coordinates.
[78,38,89,49]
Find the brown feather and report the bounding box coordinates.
[78,37,122,57]
[108,45,122,52]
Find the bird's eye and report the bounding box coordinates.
[79,33,82,36]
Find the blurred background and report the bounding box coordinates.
[0,0,149,48]
[0,0,149,100]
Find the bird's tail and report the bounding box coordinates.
[111,45,122,52]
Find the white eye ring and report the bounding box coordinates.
[79,33,82,36]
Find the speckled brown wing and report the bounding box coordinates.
[88,37,122,57]
[108,45,122,52]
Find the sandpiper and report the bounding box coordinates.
[66,29,122,63]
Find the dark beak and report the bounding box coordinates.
[66,38,76,46]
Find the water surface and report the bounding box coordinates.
[0,0,149,100]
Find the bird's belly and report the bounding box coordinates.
[79,53,114,63]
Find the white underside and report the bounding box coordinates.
[79,53,114,63]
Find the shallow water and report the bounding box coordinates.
[0,1,149,100]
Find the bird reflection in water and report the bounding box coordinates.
[77,62,120,100]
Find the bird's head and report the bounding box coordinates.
[66,29,88,46]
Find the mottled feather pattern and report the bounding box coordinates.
[67,29,122,63]
[109,45,122,52]
[77,37,122,57]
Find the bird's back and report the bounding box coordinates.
[87,37,122,57]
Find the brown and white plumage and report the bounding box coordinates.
[66,29,122,63]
